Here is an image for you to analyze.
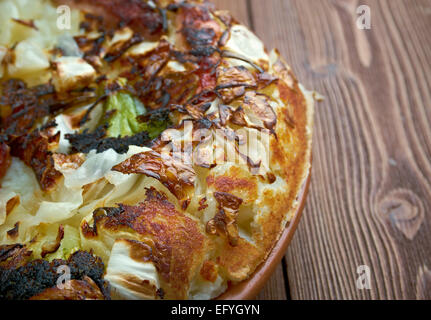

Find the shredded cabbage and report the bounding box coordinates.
[46,225,81,260]
[105,92,145,138]
[28,224,81,261]
[105,91,170,139]
[57,145,150,190]
[105,240,161,300]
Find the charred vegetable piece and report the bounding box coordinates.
[137,108,171,140]
[0,249,110,300]
[66,125,150,154]
[9,122,63,191]
[112,150,195,200]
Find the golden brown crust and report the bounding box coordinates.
[206,166,258,204]
[81,187,207,299]
[200,260,218,283]
[209,52,314,283]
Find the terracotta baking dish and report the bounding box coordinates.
[217,165,312,300]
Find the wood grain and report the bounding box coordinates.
[256,263,288,300]
[211,0,251,28]
[248,0,431,299]
[213,0,431,299]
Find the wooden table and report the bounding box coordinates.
[214,0,431,300]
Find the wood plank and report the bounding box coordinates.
[249,0,431,299]
[212,0,251,28]
[256,261,288,300]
